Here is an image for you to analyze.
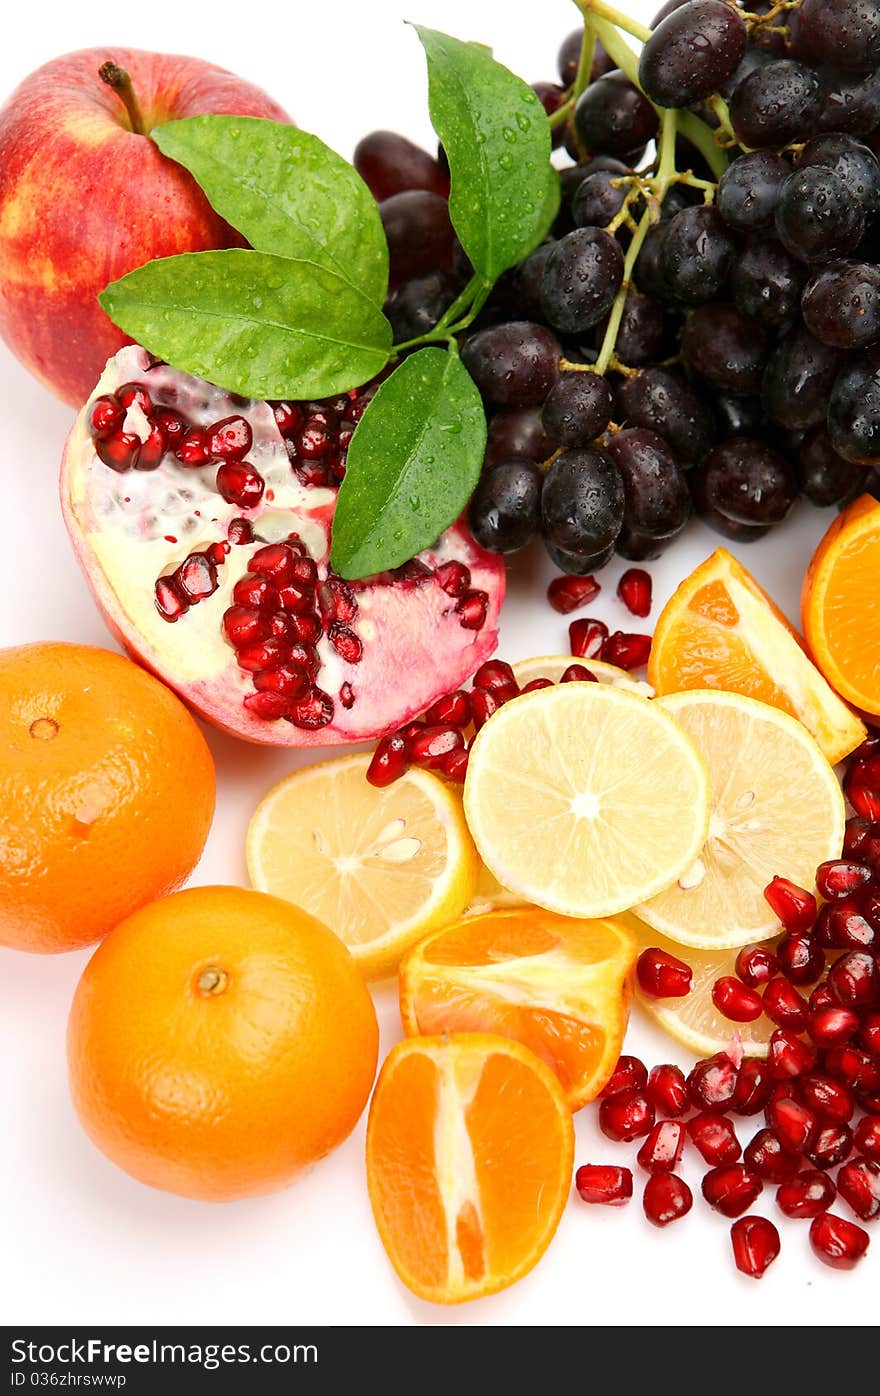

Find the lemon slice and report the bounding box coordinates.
[247,754,479,979]
[463,684,710,919]
[636,690,846,950]
[512,654,654,697]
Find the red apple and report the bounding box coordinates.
[0,48,290,406]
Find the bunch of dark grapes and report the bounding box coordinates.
[354,0,880,576]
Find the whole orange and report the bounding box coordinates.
[0,642,215,953]
[67,885,380,1201]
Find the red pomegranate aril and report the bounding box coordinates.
[809,983,837,1015]
[367,733,409,788]
[233,576,276,612]
[267,614,296,642]
[223,606,269,648]
[852,730,880,761]
[702,1164,763,1218]
[235,639,291,673]
[398,720,425,745]
[827,950,879,1008]
[688,1112,742,1166]
[643,1172,692,1227]
[767,1096,818,1155]
[96,430,142,472]
[843,817,871,859]
[156,408,186,443]
[601,1055,648,1099]
[712,975,764,1023]
[809,1211,870,1268]
[472,660,518,697]
[815,859,873,899]
[436,560,471,597]
[854,1117,880,1160]
[409,724,464,769]
[272,401,304,436]
[569,617,608,659]
[329,624,364,665]
[732,1058,773,1115]
[688,1053,738,1112]
[637,947,692,999]
[825,1045,880,1094]
[441,747,469,782]
[547,574,600,614]
[88,394,125,439]
[288,556,319,588]
[456,589,488,630]
[617,568,652,618]
[637,1120,685,1174]
[135,421,167,471]
[845,778,880,822]
[730,1216,780,1279]
[275,583,314,615]
[646,1064,689,1118]
[227,517,254,546]
[744,1128,802,1182]
[319,578,358,626]
[175,427,212,466]
[859,1014,880,1056]
[835,1158,880,1221]
[288,642,320,681]
[799,1074,855,1125]
[217,461,265,507]
[243,690,291,721]
[575,1164,633,1205]
[560,663,598,683]
[601,631,651,670]
[522,677,554,692]
[249,543,298,585]
[776,1170,836,1219]
[253,665,309,698]
[176,552,218,602]
[471,689,500,730]
[776,931,825,986]
[208,415,253,461]
[424,690,472,728]
[815,901,876,949]
[808,1005,860,1048]
[339,682,355,710]
[288,687,334,730]
[763,876,817,934]
[598,1088,654,1143]
[206,541,230,567]
[762,979,808,1032]
[809,1123,853,1170]
[768,1028,817,1080]
[735,945,778,988]
[116,382,152,414]
[391,558,433,585]
[287,613,323,645]
[154,576,188,621]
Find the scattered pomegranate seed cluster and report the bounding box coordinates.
[578,729,880,1277]
[548,569,654,669]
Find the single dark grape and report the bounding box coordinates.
[681,304,769,395]
[542,373,614,447]
[730,60,822,149]
[572,71,659,162]
[634,222,675,302]
[639,0,747,108]
[461,322,561,407]
[797,134,880,219]
[802,260,880,349]
[716,151,790,234]
[379,191,455,285]
[799,0,880,74]
[713,393,765,437]
[827,346,880,462]
[572,170,631,229]
[660,206,736,305]
[468,461,543,554]
[544,538,616,575]
[616,367,716,466]
[354,131,449,203]
[600,293,666,367]
[659,183,703,221]
[385,272,461,343]
[762,325,842,430]
[732,238,806,332]
[484,408,554,467]
[557,30,613,86]
[775,167,864,265]
[510,243,557,321]
[693,437,798,526]
[818,68,880,135]
[604,428,692,555]
[541,447,625,557]
[690,468,773,542]
[799,426,870,504]
[541,228,624,334]
[721,45,775,99]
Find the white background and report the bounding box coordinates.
[0,0,874,1329]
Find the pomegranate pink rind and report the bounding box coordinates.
[60,347,505,746]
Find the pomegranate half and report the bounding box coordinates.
[61,346,505,745]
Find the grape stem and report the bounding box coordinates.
[574,0,651,43]
[548,18,597,129]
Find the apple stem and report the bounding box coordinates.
[98,62,147,136]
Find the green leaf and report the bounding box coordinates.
[152,116,389,305]
[413,25,554,284]
[330,348,486,580]
[99,249,392,401]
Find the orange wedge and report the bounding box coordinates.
[399,908,637,1110]
[648,547,865,765]
[366,1034,574,1305]
[802,494,880,719]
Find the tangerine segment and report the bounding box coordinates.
[399,908,637,1110]
[802,494,880,719]
[366,1034,573,1304]
[648,547,865,766]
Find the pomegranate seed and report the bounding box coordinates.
[836,1158,880,1221]
[117,382,152,414]
[156,408,186,443]
[233,576,276,611]
[810,982,837,1015]
[854,1117,880,1160]
[712,975,763,1023]
[277,583,316,615]
[227,517,254,546]
[809,1211,870,1268]
[424,690,472,728]
[136,420,167,470]
[339,682,355,710]
[319,578,358,626]
[293,458,332,488]
[367,734,409,787]
[646,1064,688,1118]
[272,401,304,436]
[236,639,292,673]
[154,576,188,621]
[575,1164,633,1205]
[288,642,320,680]
[827,950,879,1008]
[288,687,334,730]
[735,945,778,988]
[808,1123,853,1170]
[763,876,817,934]
[643,1172,692,1226]
[329,624,364,664]
[441,747,470,782]
[816,859,873,899]
[825,1045,880,1094]
[730,1216,780,1279]
[637,947,692,999]
[601,1055,649,1098]
[617,568,652,618]
[436,560,470,597]
[208,415,253,461]
[744,1127,802,1182]
[522,676,554,692]
[845,781,880,823]
[456,589,489,630]
[175,426,212,466]
[398,721,425,745]
[223,606,269,648]
[814,900,876,948]
[547,574,600,614]
[808,1005,860,1048]
[409,725,464,769]
[88,394,125,439]
[776,1169,837,1219]
[768,1028,817,1079]
[637,1120,685,1173]
[206,540,230,567]
[732,1059,773,1115]
[767,1096,818,1154]
[853,730,880,760]
[843,817,872,858]
[391,558,432,585]
[243,690,290,720]
[472,660,518,698]
[471,689,500,730]
[96,430,142,471]
[799,1074,855,1124]
[776,932,825,986]
[216,461,265,507]
[598,1088,654,1142]
[859,1013,880,1055]
[688,1053,738,1112]
[688,1112,742,1166]
[248,544,296,584]
[702,1164,763,1218]
[762,979,808,1032]
[601,631,651,669]
[176,552,217,602]
[569,617,608,659]
[254,666,309,698]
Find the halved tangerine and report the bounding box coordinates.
[802,494,880,719]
